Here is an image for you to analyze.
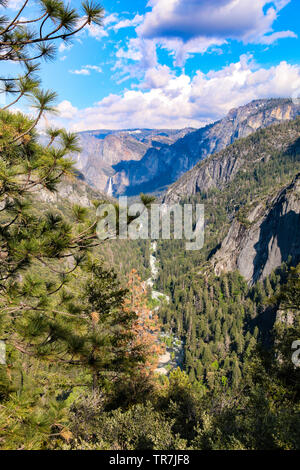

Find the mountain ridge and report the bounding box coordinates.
[164,100,300,203]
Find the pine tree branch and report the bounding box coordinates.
[0,0,29,35]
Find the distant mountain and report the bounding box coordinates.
[73,128,194,196]
[164,99,300,203]
[70,99,300,198]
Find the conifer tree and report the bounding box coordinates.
[1,0,104,128]
[126,269,163,377]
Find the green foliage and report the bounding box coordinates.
[68,396,186,450]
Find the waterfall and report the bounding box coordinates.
[105,177,113,197]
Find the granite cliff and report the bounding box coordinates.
[213,173,300,285]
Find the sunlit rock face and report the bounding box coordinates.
[213,173,300,285]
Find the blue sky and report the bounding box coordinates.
[2,0,300,130]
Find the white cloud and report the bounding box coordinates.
[258,30,297,45]
[81,12,119,40]
[53,58,300,131]
[104,13,119,26]
[58,42,73,53]
[69,65,103,76]
[136,0,296,65]
[69,68,90,76]
[87,24,108,40]
[6,0,24,11]
[113,38,158,83]
[138,65,176,90]
[116,38,144,62]
[113,14,144,32]
[84,65,103,73]
[56,100,78,119]
[160,36,226,66]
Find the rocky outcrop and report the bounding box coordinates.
[213,174,300,284]
[35,176,111,208]
[162,99,300,202]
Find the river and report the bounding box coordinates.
[146,242,183,375]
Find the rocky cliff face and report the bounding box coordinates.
[162,99,300,202]
[213,174,300,284]
[73,128,193,196]
[164,101,300,203]
[35,176,111,208]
